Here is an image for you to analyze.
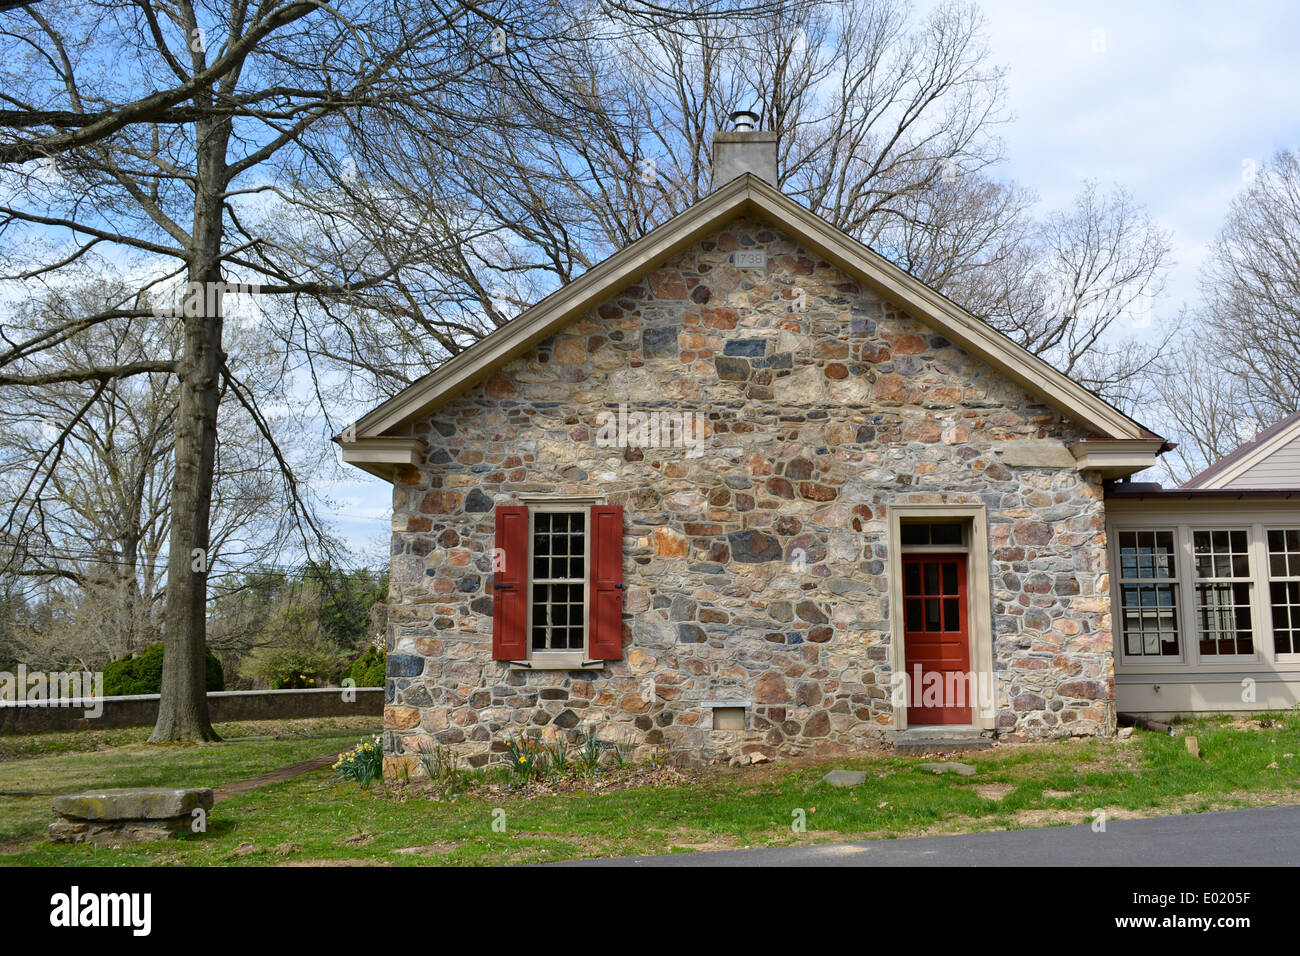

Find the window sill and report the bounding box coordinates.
[507,653,604,671]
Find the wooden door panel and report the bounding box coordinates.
[903,553,972,725]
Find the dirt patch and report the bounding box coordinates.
[1227,716,1289,732]
[392,841,464,856]
[667,839,743,853]
[390,763,696,802]
[277,858,390,867]
[972,783,1015,801]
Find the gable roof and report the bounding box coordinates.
[340,173,1164,476]
[1182,411,1300,489]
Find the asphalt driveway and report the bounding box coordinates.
[563,803,1300,866]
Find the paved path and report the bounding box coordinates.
[212,752,338,803]
[563,803,1300,866]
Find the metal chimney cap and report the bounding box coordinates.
[729,110,761,132]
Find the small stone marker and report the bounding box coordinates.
[918,761,976,777]
[1185,736,1200,759]
[822,769,867,787]
[50,787,213,845]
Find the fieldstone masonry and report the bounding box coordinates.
[384,216,1115,771]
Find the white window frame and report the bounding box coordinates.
[1115,527,1185,664]
[1108,502,1300,683]
[1265,527,1300,663]
[1190,527,1259,661]
[515,495,603,671]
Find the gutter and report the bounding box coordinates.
[1104,485,1300,501]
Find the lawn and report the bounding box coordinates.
[1,713,1297,866]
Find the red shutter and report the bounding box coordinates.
[492,505,529,660]
[588,504,624,660]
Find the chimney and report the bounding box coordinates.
[712,110,778,186]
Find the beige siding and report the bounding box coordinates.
[1117,674,1300,718]
[1222,432,1300,488]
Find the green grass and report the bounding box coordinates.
[0,714,380,762]
[0,716,380,849]
[1,713,1297,866]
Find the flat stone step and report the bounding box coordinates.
[821,769,868,787]
[53,787,213,821]
[917,761,977,776]
[892,729,992,755]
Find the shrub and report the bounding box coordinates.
[102,642,224,697]
[333,735,384,786]
[239,613,350,688]
[342,647,385,688]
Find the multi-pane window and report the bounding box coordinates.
[1117,530,1180,657]
[903,558,964,633]
[1268,529,1300,656]
[1193,530,1254,656]
[900,522,964,547]
[530,511,587,652]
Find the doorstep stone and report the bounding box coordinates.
[821,769,868,787]
[50,787,213,845]
[917,762,976,777]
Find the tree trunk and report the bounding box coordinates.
[149,115,230,743]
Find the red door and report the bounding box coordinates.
[903,554,972,725]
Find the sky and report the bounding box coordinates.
[972,0,1300,311]
[322,0,1300,557]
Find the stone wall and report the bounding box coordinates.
[0,687,382,735]
[385,216,1115,769]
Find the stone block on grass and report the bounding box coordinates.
[822,769,868,787]
[50,787,213,845]
[917,762,976,777]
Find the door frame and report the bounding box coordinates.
[887,504,996,731]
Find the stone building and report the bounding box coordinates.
[340,126,1300,770]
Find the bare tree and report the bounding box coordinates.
[964,181,1174,396]
[298,2,1168,409]
[1200,149,1300,422]
[1143,333,1259,484]
[0,1,804,739]
[1125,149,1300,481]
[279,0,1015,399]
[0,0,550,739]
[0,278,315,666]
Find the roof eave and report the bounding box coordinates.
[1069,439,1166,479]
[337,436,425,480]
